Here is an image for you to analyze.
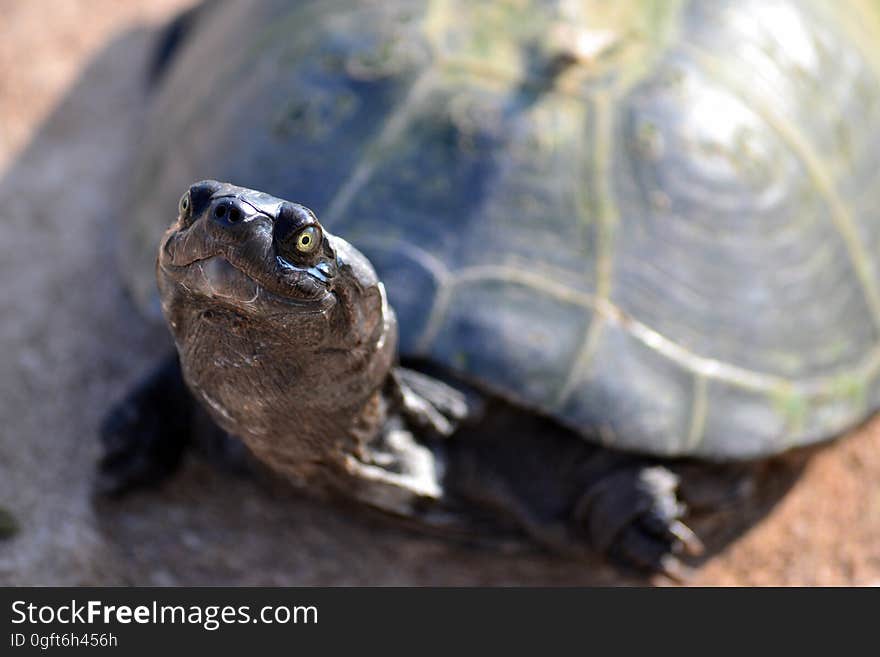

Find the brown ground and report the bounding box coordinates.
[0,0,877,586]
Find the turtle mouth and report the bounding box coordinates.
[159,229,335,311]
[184,255,260,303]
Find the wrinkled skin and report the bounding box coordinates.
[100,180,763,579]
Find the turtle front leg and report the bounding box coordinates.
[97,353,194,495]
[99,352,255,495]
[339,369,476,518]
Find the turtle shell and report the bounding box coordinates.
[125,0,880,459]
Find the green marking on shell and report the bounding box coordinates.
[422,0,684,92]
[773,386,808,434]
[634,119,663,160]
[272,91,359,139]
[346,27,425,81]
[829,373,868,410]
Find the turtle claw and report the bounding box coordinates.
[658,554,695,583]
[574,464,700,580]
[389,368,471,438]
[669,520,704,557]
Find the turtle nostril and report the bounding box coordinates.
[212,200,248,226]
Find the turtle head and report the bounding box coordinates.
[162,180,334,312]
[157,180,396,468]
[158,180,387,343]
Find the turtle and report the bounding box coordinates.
[99,0,880,577]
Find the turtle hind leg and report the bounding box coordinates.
[572,463,704,580]
[441,400,722,579]
[97,353,193,496]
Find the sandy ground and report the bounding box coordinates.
[0,0,877,586]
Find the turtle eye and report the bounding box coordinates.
[179,191,191,218]
[295,226,320,253]
[274,202,323,262]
